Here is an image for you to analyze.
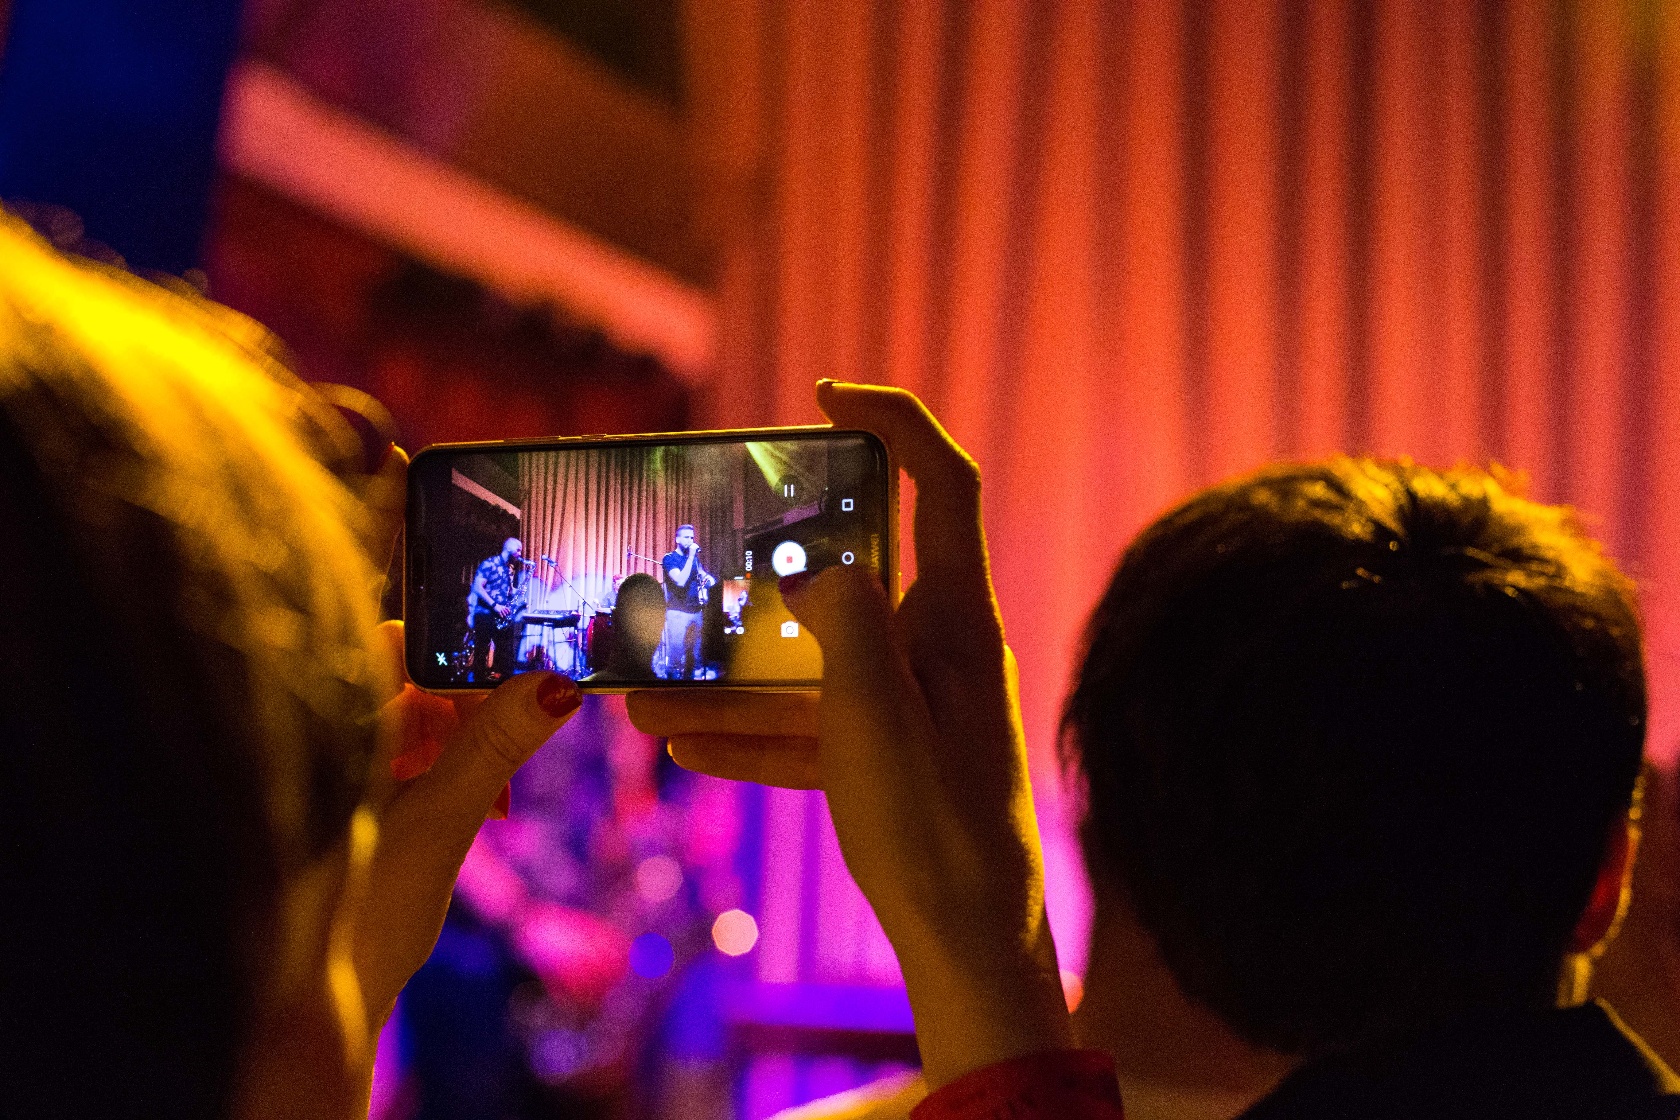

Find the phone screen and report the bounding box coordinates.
[405,429,891,689]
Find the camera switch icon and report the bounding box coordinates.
[780,620,800,638]
[841,498,854,512]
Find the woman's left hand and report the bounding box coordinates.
[355,640,581,1026]
[326,426,584,1030]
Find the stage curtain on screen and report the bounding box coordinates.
[682,0,1680,1050]
[519,447,721,613]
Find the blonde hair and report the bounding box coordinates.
[0,210,392,1113]
[0,210,389,863]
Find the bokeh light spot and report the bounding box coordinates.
[629,932,675,978]
[636,854,684,903]
[712,908,759,956]
[529,1028,587,1082]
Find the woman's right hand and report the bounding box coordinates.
[628,382,1071,1089]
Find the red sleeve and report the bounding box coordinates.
[910,1049,1123,1120]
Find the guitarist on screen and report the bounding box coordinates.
[467,536,528,682]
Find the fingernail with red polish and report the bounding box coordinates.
[374,440,396,473]
[536,673,581,719]
[780,570,814,597]
[489,783,511,820]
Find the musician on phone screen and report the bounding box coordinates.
[660,524,714,679]
[468,536,527,681]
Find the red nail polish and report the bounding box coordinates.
[490,783,511,820]
[780,570,814,597]
[536,673,580,719]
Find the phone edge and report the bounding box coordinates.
[403,425,899,694]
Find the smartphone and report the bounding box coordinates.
[405,428,894,690]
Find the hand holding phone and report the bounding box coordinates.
[295,421,587,1042]
[627,382,1071,1089]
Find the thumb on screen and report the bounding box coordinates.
[396,673,580,837]
[779,566,909,703]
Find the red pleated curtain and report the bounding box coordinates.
[686,0,1680,984]
[520,447,719,614]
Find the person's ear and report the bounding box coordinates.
[1570,814,1640,955]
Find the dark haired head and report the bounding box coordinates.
[606,572,667,678]
[1064,459,1645,1055]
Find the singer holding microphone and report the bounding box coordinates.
[659,524,714,680]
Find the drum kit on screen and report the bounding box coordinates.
[519,606,615,675]
[515,553,633,677]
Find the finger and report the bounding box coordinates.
[389,672,579,840]
[781,565,930,747]
[783,565,902,672]
[815,381,986,589]
[372,619,409,704]
[374,684,460,817]
[385,694,451,782]
[667,734,822,790]
[356,672,579,1014]
[369,620,436,810]
[626,689,819,738]
[450,691,489,724]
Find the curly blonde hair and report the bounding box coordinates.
[0,212,390,1115]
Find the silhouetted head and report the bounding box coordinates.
[1065,459,1645,1055]
[607,572,667,679]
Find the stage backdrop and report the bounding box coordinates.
[519,445,734,617]
[682,0,1680,1033]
